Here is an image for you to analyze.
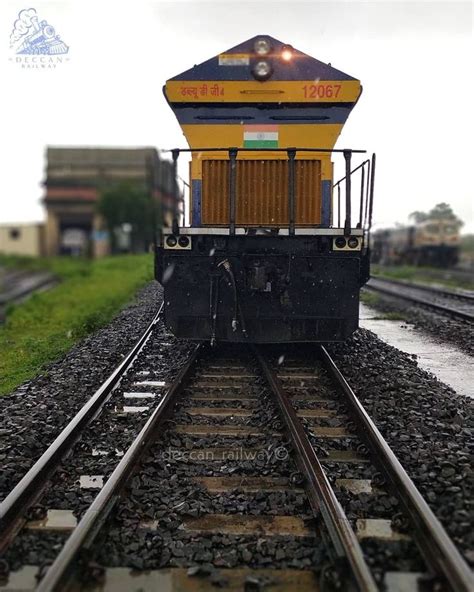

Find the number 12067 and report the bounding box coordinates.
[302,84,341,99]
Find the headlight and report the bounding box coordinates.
[164,234,192,250]
[254,39,271,55]
[252,60,273,81]
[281,45,293,62]
[347,237,359,249]
[335,237,347,249]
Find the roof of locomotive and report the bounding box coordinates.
[169,34,357,82]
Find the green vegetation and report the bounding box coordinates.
[0,254,153,395]
[97,182,159,252]
[460,234,474,257]
[409,202,463,227]
[360,290,406,320]
[379,311,407,321]
[360,290,381,308]
[371,265,474,290]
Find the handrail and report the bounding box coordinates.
[332,154,376,235]
[164,146,373,236]
[343,149,352,236]
[333,158,370,187]
[163,147,367,154]
[228,148,238,235]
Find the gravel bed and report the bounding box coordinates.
[363,289,474,355]
[96,529,327,573]
[0,281,164,502]
[2,532,69,573]
[2,311,471,584]
[1,310,196,574]
[34,329,195,514]
[360,539,425,581]
[272,355,428,583]
[327,329,474,567]
[88,352,330,574]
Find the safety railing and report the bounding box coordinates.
[333,153,376,239]
[164,147,370,236]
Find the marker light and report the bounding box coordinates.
[178,235,190,248]
[252,60,273,81]
[281,45,294,62]
[254,39,271,55]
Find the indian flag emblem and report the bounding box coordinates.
[243,125,279,148]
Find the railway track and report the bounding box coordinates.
[1,319,472,591]
[0,306,164,556]
[0,269,57,321]
[367,277,474,322]
[372,267,474,291]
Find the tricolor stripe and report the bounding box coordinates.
[243,125,279,148]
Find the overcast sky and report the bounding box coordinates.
[0,0,472,231]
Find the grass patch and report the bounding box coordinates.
[380,311,406,321]
[0,254,153,395]
[361,289,406,320]
[371,264,474,290]
[360,290,381,307]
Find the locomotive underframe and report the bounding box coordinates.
[156,232,370,343]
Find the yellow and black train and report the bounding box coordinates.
[156,35,376,343]
[371,220,460,267]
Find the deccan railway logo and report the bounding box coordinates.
[9,8,69,68]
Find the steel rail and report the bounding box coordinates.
[366,279,474,322]
[0,305,163,553]
[255,349,378,592]
[36,344,202,592]
[319,346,474,592]
[0,274,58,307]
[370,276,474,302]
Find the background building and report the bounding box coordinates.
[0,223,45,257]
[43,146,178,257]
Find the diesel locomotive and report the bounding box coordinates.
[371,219,460,267]
[155,35,376,343]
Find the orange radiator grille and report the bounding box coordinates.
[201,159,322,226]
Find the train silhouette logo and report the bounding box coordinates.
[10,8,69,55]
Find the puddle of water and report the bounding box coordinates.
[360,304,473,399]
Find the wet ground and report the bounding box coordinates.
[360,303,473,399]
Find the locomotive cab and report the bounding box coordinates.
[156,35,376,343]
